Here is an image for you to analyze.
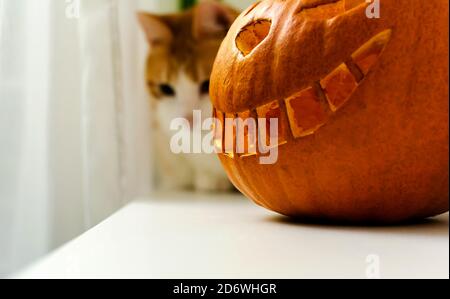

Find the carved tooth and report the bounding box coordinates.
[224,113,236,158]
[285,87,329,138]
[320,63,358,112]
[213,109,224,154]
[256,100,288,149]
[351,29,392,75]
[236,110,258,157]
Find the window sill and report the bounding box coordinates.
[14,192,449,279]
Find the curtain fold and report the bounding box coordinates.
[78,0,125,229]
[0,0,52,277]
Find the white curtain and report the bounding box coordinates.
[0,0,52,277]
[0,0,153,277]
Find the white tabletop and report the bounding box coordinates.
[15,193,449,279]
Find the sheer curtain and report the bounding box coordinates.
[0,0,153,276]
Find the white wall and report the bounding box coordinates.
[137,0,178,12]
[226,0,255,10]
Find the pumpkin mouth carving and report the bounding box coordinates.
[214,29,392,157]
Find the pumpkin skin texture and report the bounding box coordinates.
[210,0,449,223]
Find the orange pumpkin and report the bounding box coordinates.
[210,0,449,223]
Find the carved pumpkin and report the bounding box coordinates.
[210,0,449,223]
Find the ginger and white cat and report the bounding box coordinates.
[138,1,238,192]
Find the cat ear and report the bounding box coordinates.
[193,0,238,39]
[137,12,173,46]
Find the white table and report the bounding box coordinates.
[15,193,449,279]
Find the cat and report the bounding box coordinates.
[138,1,239,192]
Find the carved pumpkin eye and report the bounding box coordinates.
[297,0,345,20]
[235,19,271,56]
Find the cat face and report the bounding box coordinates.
[138,2,238,136]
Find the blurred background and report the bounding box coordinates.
[0,0,254,277]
